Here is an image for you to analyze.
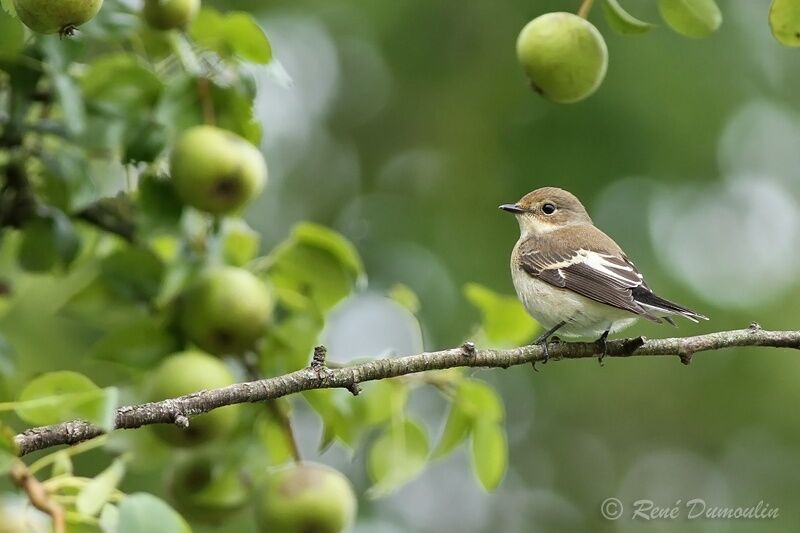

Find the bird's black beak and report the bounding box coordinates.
[499,203,524,214]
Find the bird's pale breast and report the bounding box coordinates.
[510,241,637,338]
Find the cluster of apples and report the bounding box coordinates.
[10,2,357,528]
[150,127,356,530]
[148,123,272,437]
[12,0,199,34]
[516,12,608,103]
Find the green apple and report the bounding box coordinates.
[179,266,272,355]
[149,350,240,447]
[255,463,357,533]
[516,12,608,103]
[170,125,267,215]
[13,0,104,35]
[143,0,200,31]
[169,455,249,523]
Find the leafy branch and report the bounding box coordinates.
[13,325,800,457]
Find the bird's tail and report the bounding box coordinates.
[632,288,708,323]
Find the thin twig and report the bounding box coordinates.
[13,327,800,456]
[241,353,303,463]
[9,461,65,533]
[74,196,137,243]
[266,401,302,463]
[578,0,595,18]
[196,77,216,126]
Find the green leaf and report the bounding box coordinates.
[260,306,324,375]
[99,504,120,533]
[171,457,249,519]
[189,9,227,55]
[456,379,504,424]
[268,223,363,313]
[603,0,655,34]
[770,0,800,47]
[123,119,168,164]
[190,9,272,64]
[470,421,507,491]
[17,211,81,273]
[51,451,73,478]
[156,75,262,144]
[37,37,86,135]
[19,229,49,274]
[464,283,537,346]
[223,12,272,64]
[431,379,505,461]
[77,457,127,517]
[221,220,260,267]
[90,318,178,368]
[432,402,471,459]
[0,47,39,100]
[1,0,16,17]
[100,246,164,302]
[80,54,163,116]
[388,283,421,314]
[52,72,87,136]
[0,422,19,474]
[137,173,184,234]
[256,413,295,466]
[117,493,191,533]
[15,371,118,430]
[209,81,263,143]
[0,7,23,53]
[367,419,429,497]
[359,380,408,426]
[303,389,358,449]
[658,0,722,38]
[293,223,364,275]
[38,143,96,211]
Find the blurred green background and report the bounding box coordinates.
[241,0,800,531]
[3,0,800,531]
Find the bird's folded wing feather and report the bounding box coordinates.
[518,247,663,322]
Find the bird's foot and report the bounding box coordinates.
[595,330,610,366]
[529,321,566,372]
[531,334,560,370]
[531,336,549,372]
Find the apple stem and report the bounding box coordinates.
[266,401,303,463]
[241,352,304,463]
[196,77,217,126]
[577,0,594,19]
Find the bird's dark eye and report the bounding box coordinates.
[542,203,556,215]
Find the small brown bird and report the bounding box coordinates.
[500,187,707,362]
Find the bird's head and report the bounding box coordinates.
[500,187,593,237]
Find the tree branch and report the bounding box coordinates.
[73,194,137,244]
[9,461,66,533]
[13,326,800,456]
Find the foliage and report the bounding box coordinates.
[0,0,797,531]
[0,1,530,529]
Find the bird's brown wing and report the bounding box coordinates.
[518,247,663,323]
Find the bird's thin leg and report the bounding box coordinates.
[595,328,610,366]
[531,321,566,370]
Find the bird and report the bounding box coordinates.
[500,186,707,364]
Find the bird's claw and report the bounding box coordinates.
[531,334,555,370]
[529,321,566,372]
[596,330,610,366]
